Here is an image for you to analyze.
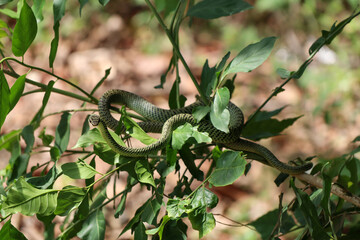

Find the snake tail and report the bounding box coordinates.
[224,139,313,175]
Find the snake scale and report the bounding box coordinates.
[89,89,313,174]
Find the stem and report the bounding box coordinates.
[144,0,209,104]
[246,10,360,125]
[4,69,94,103]
[294,173,360,207]
[0,57,97,102]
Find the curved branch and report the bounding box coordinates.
[294,173,360,207]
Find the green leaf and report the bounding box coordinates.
[1,177,57,216]
[79,0,89,16]
[216,51,231,73]
[77,209,106,240]
[172,123,193,150]
[98,0,110,6]
[0,129,21,151]
[291,179,331,239]
[73,128,104,148]
[114,191,127,218]
[0,0,14,6]
[145,215,171,238]
[53,0,66,23]
[21,124,34,153]
[243,109,302,140]
[172,123,211,150]
[54,186,86,216]
[49,21,59,68]
[134,222,147,240]
[210,87,230,133]
[276,68,292,79]
[120,203,147,237]
[162,220,188,240]
[50,146,60,161]
[55,112,71,154]
[31,80,55,128]
[187,0,253,19]
[135,159,156,187]
[190,187,218,210]
[38,127,54,146]
[11,0,37,56]
[93,143,117,165]
[142,198,162,225]
[200,60,217,98]
[167,198,191,219]
[169,80,187,109]
[193,105,210,122]
[32,0,45,21]
[9,74,26,110]
[188,211,215,238]
[292,59,312,79]
[209,151,246,186]
[224,37,277,75]
[26,165,59,189]
[121,113,157,145]
[61,162,98,179]
[0,220,27,240]
[0,8,18,19]
[179,146,204,181]
[309,11,360,54]
[0,70,10,130]
[249,209,296,239]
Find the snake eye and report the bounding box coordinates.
[89,114,100,126]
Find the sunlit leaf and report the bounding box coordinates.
[61,162,98,179]
[210,87,230,133]
[32,0,45,21]
[2,177,57,216]
[0,129,21,151]
[135,159,155,187]
[190,187,218,209]
[224,37,276,75]
[172,123,211,150]
[73,128,104,149]
[12,1,37,56]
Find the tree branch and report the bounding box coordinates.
[294,173,360,207]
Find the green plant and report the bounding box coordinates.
[0,0,359,239]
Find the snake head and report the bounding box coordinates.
[89,114,101,126]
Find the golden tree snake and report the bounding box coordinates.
[89,89,312,174]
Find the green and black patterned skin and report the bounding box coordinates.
[90,89,313,174]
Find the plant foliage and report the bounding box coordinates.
[0,0,359,239]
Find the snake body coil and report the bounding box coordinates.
[90,89,313,174]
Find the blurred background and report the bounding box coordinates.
[1,0,359,239]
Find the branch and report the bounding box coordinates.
[294,173,360,207]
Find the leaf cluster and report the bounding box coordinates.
[0,0,359,240]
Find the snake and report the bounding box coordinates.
[89,89,313,174]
